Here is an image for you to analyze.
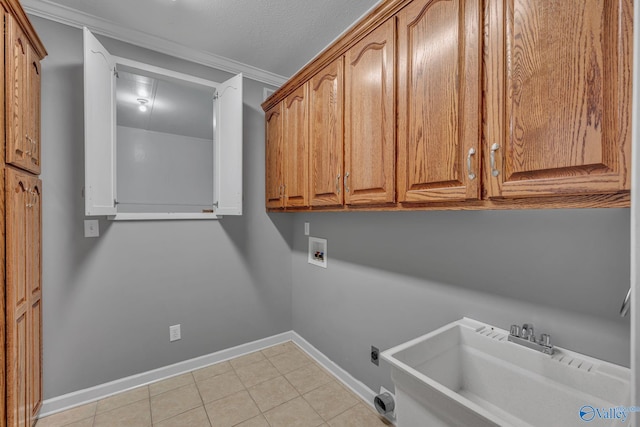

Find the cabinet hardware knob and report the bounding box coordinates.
[490,143,500,177]
[336,174,341,194]
[467,148,476,180]
[344,172,350,193]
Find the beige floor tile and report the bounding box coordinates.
[327,404,391,426]
[235,358,281,388]
[235,415,270,427]
[96,386,149,414]
[247,376,299,412]
[261,341,297,358]
[285,363,333,394]
[196,371,245,403]
[149,372,195,396]
[153,406,211,427]
[229,351,266,369]
[269,348,312,374]
[303,381,358,421]
[264,396,324,427]
[204,390,260,427]
[62,417,94,427]
[150,383,202,423]
[36,402,97,427]
[192,361,233,382]
[94,399,151,427]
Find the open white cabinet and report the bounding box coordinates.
[83,28,243,220]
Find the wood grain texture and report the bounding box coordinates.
[309,58,344,207]
[268,192,630,212]
[484,0,633,198]
[397,0,481,203]
[344,19,395,205]
[6,15,27,172]
[265,104,284,208]
[2,0,46,59]
[26,46,40,174]
[283,84,309,207]
[27,181,41,423]
[6,168,29,427]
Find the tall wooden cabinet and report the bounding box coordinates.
[0,1,46,427]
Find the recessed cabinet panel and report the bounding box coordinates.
[397,0,480,203]
[27,46,41,174]
[265,104,284,208]
[309,58,344,207]
[283,84,309,207]
[485,0,632,198]
[6,17,27,172]
[344,19,396,205]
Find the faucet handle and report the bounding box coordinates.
[521,323,535,341]
[509,325,521,337]
[540,334,552,347]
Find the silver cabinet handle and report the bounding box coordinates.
[490,143,500,177]
[467,148,476,180]
[336,174,341,194]
[344,172,350,193]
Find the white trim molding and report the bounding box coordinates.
[40,331,381,420]
[21,0,287,87]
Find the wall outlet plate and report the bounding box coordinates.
[169,324,181,342]
[308,237,327,268]
[371,346,380,366]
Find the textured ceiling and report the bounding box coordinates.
[23,0,382,82]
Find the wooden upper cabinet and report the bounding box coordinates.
[397,0,481,203]
[265,103,284,208]
[6,14,42,175]
[344,19,395,206]
[283,84,309,207]
[485,0,632,199]
[309,58,344,207]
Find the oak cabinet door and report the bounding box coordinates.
[309,58,344,207]
[6,16,28,173]
[6,168,29,427]
[397,0,481,203]
[283,84,309,207]
[265,104,284,208]
[485,0,632,198]
[26,46,41,174]
[344,19,395,205]
[27,180,42,422]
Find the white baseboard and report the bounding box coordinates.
[40,331,294,416]
[40,331,379,418]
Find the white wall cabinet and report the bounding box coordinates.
[83,28,243,220]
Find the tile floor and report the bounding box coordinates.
[36,341,391,427]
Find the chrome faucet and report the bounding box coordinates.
[508,323,554,355]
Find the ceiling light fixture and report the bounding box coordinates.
[137,98,149,112]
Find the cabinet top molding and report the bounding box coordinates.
[261,0,412,112]
[5,0,47,58]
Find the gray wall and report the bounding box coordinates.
[291,209,631,393]
[32,16,293,399]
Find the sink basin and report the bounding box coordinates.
[381,318,630,427]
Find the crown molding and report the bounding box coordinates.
[21,0,287,87]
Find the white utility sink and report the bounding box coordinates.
[381,318,630,427]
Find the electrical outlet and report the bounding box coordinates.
[371,346,380,366]
[84,220,99,238]
[304,222,310,236]
[170,324,181,342]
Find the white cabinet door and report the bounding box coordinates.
[83,27,117,216]
[214,73,243,215]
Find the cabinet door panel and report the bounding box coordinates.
[27,46,42,174]
[345,20,395,205]
[6,168,29,427]
[283,85,309,207]
[310,58,344,207]
[397,0,480,203]
[265,104,284,208]
[28,181,42,420]
[485,0,632,198]
[6,17,27,171]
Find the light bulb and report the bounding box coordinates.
[137,98,149,112]
[139,104,148,112]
